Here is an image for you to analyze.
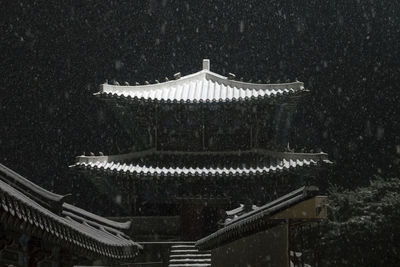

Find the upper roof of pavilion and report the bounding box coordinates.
[96,59,308,104]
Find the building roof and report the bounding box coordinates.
[225,203,260,220]
[96,60,307,104]
[0,163,142,261]
[195,186,320,250]
[71,149,331,179]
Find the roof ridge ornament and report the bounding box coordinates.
[174,72,181,79]
[228,73,236,80]
[203,59,210,71]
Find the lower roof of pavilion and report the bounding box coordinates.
[71,149,332,179]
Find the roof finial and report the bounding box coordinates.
[228,73,236,80]
[203,59,210,71]
[174,72,181,80]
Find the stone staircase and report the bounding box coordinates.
[168,242,211,267]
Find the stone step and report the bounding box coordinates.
[170,258,211,263]
[168,264,211,267]
[168,242,212,267]
[171,244,196,248]
[170,249,201,253]
[170,254,211,258]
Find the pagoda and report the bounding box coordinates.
[70,59,331,242]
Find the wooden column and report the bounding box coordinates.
[154,104,158,150]
[201,105,205,150]
[133,180,139,215]
[255,105,259,148]
[250,124,253,148]
[131,179,138,216]
[287,219,291,267]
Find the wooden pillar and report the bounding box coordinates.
[255,105,259,148]
[133,180,140,215]
[154,104,158,150]
[250,124,253,148]
[130,179,138,216]
[287,219,291,267]
[201,105,205,150]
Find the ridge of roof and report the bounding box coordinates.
[63,203,132,231]
[0,163,130,233]
[225,204,260,217]
[224,186,318,226]
[0,163,70,213]
[0,164,142,260]
[195,186,319,250]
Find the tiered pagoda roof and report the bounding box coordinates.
[96,59,307,104]
[0,164,142,261]
[71,149,331,179]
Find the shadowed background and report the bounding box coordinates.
[0,0,399,197]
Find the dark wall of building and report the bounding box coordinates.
[211,224,289,267]
[1,0,398,201]
[0,226,92,267]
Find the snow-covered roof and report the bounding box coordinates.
[71,149,331,179]
[96,59,307,103]
[0,164,142,261]
[196,186,320,250]
[225,203,260,219]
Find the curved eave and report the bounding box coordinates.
[70,158,325,179]
[96,70,308,104]
[74,149,330,163]
[0,164,69,210]
[0,164,69,202]
[95,89,308,104]
[101,70,304,91]
[71,150,331,179]
[0,172,142,261]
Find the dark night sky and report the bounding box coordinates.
[0,0,399,194]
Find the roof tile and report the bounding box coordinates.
[0,164,141,260]
[97,70,306,103]
[73,151,328,178]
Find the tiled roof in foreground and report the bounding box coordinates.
[71,149,331,179]
[96,60,307,103]
[195,186,320,250]
[0,164,142,261]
